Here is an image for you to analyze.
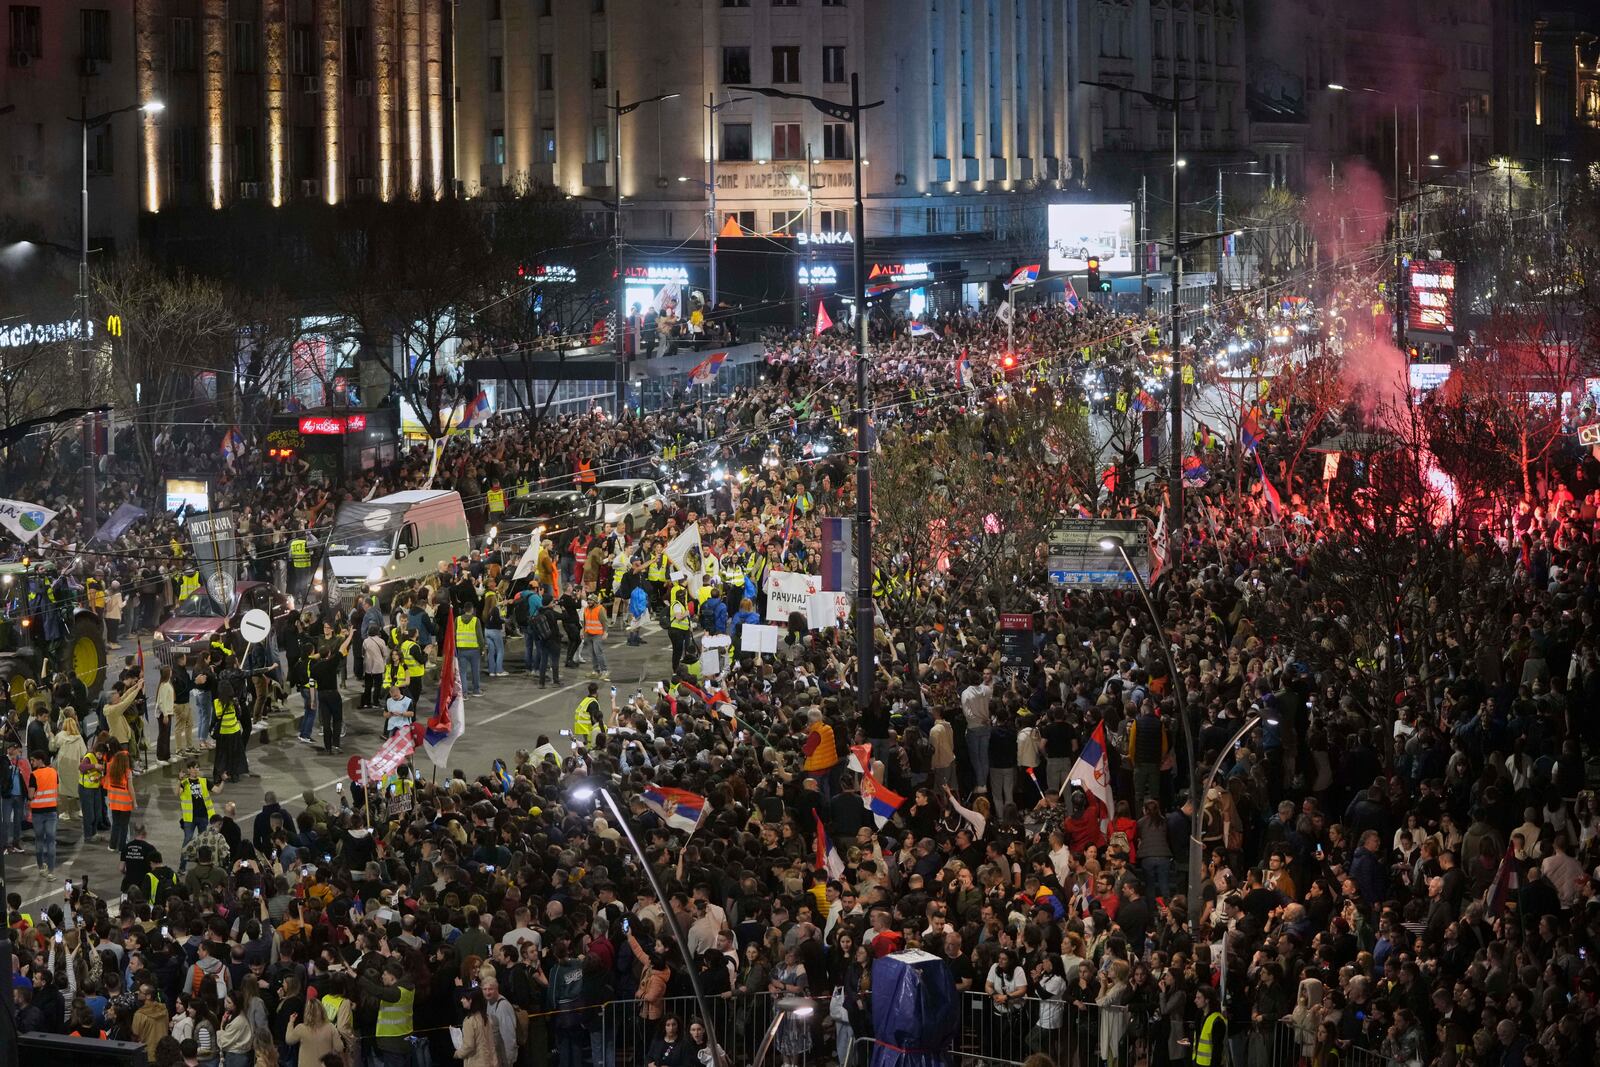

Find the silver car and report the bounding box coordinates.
[592,478,664,534]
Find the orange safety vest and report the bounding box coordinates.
[574,542,589,570]
[583,605,605,636]
[575,458,595,484]
[30,766,58,810]
[107,775,134,813]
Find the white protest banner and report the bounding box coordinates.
[807,591,850,630]
[764,569,818,622]
[0,498,57,544]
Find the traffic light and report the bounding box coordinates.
[1086,256,1105,294]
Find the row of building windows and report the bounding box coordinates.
[720,44,845,84]
[484,120,851,166]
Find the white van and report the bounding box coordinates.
[326,489,470,599]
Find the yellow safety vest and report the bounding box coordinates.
[374,985,415,1038]
[401,640,425,677]
[573,697,599,739]
[455,617,480,649]
[670,596,691,631]
[178,776,215,823]
[384,663,407,690]
[487,488,506,514]
[647,554,667,582]
[179,572,201,599]
[321,994,346,1025]
[722,564,745,586]
[290,539,312,568]
[79,751,103,789]
[215,700,241,736]
[1194,1012,1224,1066]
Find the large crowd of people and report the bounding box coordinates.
[2,279,1597,1067]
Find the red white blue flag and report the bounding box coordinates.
[1006,264,1040,289]
[642,785,710,835]
[815,811,845,879]
[421,608,466,767]
[1065,721,1114,829]
[860,770,905,827]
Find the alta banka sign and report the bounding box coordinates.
[0,318,94,348]
[796,231,853,246]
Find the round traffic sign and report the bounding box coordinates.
[239,608,272,644]
[346,755,364,781]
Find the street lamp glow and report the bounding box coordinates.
[1428,153,1440,161]
[1327,83,1346,91]
[1098,535,1124,552]
[569,784,597,803]
[677,175,688,182]
[141,100,165,113]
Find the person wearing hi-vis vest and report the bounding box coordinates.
[572,682,603,745]
[455,605,485,696]
[667,578,692,672]
[579,594,610,679]
[361,959,417,1067]
[287,530,318,600]
[1191,987,1226,1066]
[175,759,219,862]
[28,750,60,874]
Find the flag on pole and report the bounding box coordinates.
[687,350,729,386]
[1240,406,1263,453]
[1130,389,1156,414]
[664,523,707,596]
[1063,280,1082,313]
[458,390,491,430]
[1485,844,1521,916]
[1149,506,1168,584]
[1181,455,1210,488]
[642,785,710,835]
[815,302,834,336]
[364,724,418,782]
[995,300,1015,326]
[421,609,466,767]
[512,528,544,582]
[908,322,939,339]
[1064,721,1114,830]
[815,811,845,879]
[847,743,874,775]
[1006,264,1040,289]
[860,770,906,827]
[1255,455,1283,522]
[220,427,246,466]
[955,352,969,389]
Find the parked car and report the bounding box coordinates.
[154,580,294,655]
[487,489,592,550]
[591,478,664,534]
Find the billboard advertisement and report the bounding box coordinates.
[1047,203,1136,273]
[1406,260,1456,341]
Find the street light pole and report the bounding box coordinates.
[608,91,679,417]
[72,97,163,538]
[707,93,719,310]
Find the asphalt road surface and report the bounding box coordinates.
[0,622,669,914]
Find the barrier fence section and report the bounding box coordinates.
[1268,1021,1409,1067]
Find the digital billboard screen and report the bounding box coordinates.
[1407,261,1456,341]
[1047,203,1136,273]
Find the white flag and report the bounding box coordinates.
[513,529,543,582]
[664,523,706,596]
[0,498,57,544]
[1149,506,1168,584]
[995,300,1015,325]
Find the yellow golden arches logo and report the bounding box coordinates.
[105,315,123,337]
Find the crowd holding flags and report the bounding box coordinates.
[860,769,906,827]
[815,811,846,879]
[421,609,466,767]
[687,350,728,386]
[665,523,707,595]
[642,785,711,835]
[1064,722,1115,832]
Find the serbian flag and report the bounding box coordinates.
[955,352,969,389]
[1255,455,1283,522]
[1131,389,1156,414]
[220,426,246,465]
[860,770,906,827]
[1240,406,1263,453]
[909,322,939,339]
[847,743,873,775]
[1064,721,1114,829]
[780,498,797,552]
[815,811,845,879]
[1006,264,1040,289]
[1063,280,1082,313]
[815,302,834,337]
[1182,454,1210,488]
[687,350,728,386]
[642,785,710,835]
[1485,844,1521,916]
[421,609,466,768]
[458,389,490,430]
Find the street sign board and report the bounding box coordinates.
[1047,518,1149,588]
[999,613,1034,668]
[1580,423,1600,447]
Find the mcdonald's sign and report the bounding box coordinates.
[106,315,123,337]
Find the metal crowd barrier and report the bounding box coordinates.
[1267,1020,1409,1067]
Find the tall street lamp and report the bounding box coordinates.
[607,91,678,417]
[1203,712,1275,1006]
[73,97,163,537]
[698,95,748,313]
[1097,533,1201,932]
[730,76,882,713]
[1082,74,1192,553]
[569,781,726,1067]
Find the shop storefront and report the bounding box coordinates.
[266,407,399,481]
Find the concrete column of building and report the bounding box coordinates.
[320,0,343,203]
[371,0,396,200]
[425,0,445,196]
[203,0,227,209]
[265,0,286,205]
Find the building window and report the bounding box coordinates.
[88,122,113,175]
[489,129,506,166]
[171,127,199,182]
[233,21,258,74]
[592,0,604,12]
[591,50,607,88]
[771,122,802,159]
[822,122,849,159]
[293,125,316,182]
[234,125,260,182]
[818,208,847,231]
[590,124,609,162]
[925,206,939,233]
[1176,21,1188,60]
[821,45,844,83]
[81,9,110,62]
[722,46,750,84]
[723,0,750,6]
[539,0,551,14]
[290,23,315,77]
[538,127,556,163]
[822,0,844,6]
[539,53,554,90]
[490,0,502,18]
[171,16,197,72]
[772,45,800,83]
[345,25,368,79]
[489,55,503,93]
[7,5,40,59]
[771,209,799,234]
[773,0,798,6]
[727,210,756,233]
[721,122,752,160]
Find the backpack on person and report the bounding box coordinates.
[697,598,718,633]
[530,607,556,643]
[550,960,585,1028]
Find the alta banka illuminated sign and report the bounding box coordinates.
[796,231,853,246]
[0,318,94,348]
[618,265,690,284]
